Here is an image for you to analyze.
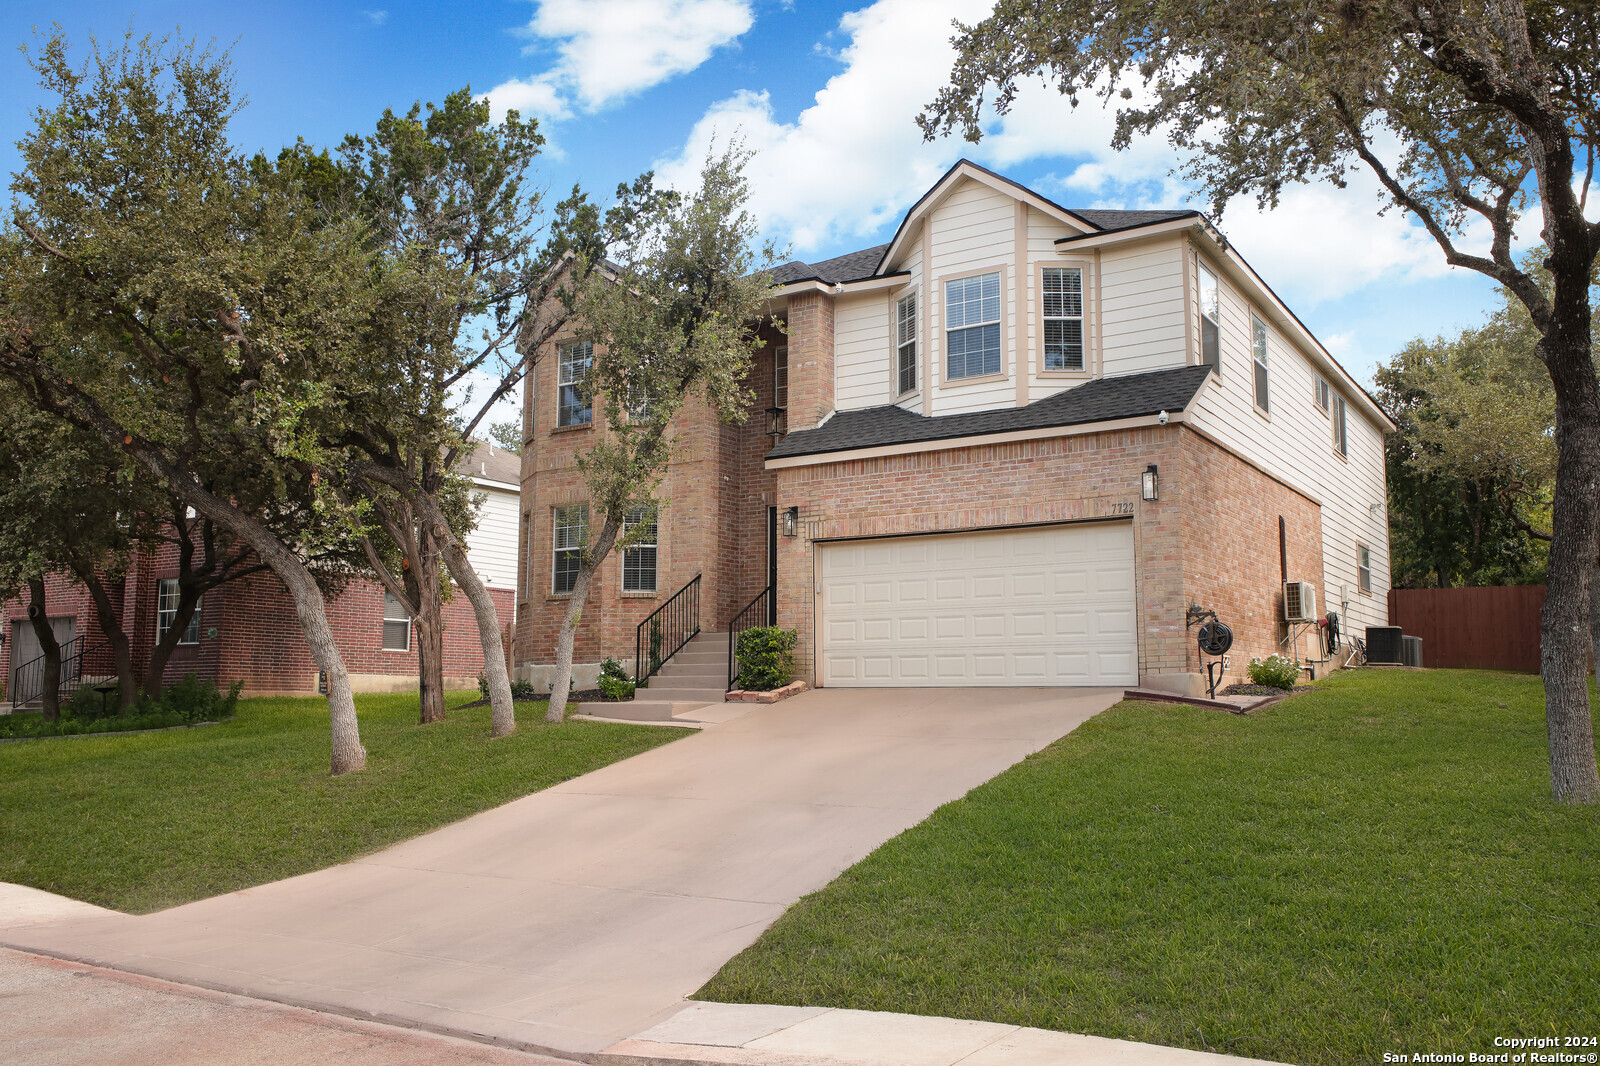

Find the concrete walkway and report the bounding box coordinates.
[1,687,1117,1058]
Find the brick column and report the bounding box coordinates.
[784,290,836,431]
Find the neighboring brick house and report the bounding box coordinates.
[513,161,1393,696]
[3,443,520,703]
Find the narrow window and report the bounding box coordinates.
[944,271,1002,379]
[1251,315,1270,412]
[552,504,588,594]
[1315,376,1331,411]
[382,591,411,651]
[557,341,593,427]
[1334,395,1349,457]
[622,508,658,593]
[1357,544,1372,594]
[773,345,788,409]
[520,511,531,601]
[1042,267,1084,371]
[156,578,200,644]
[896,294,917,395]
[1198,262,1220,373]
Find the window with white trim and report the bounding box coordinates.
[944,271,1002,379]
[382,591,411,651]
[557,341,592,427]
[156,578,200,644]
[1357,544,1372,594]
[1042,267,1085,371]
[1251,315,1270,412]
[1315,376,1331,411]
[621,508,658,593]
[896,294,917,395]
[552,504,588,594]
[1198,262,1220,373]
[1334,394,1349,457]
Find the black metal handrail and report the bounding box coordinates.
[635,573,701,684]
[9,635,110,708]
[727,584,776,690]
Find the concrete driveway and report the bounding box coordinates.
[1,687,1118,1057]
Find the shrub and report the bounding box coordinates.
[735,627,797,691]
[597,657,635,701]
[0,674,239,740]
[1248,654,1302,690]
[477,674,541,700]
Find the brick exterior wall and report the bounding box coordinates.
[785,291,835,432]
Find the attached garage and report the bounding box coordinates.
[817,520,1137,687]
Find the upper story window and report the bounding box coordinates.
[1357,544,1372,593]
[1042,267,1084,372]
[553,504,588,594]
[1315,376,1331,412]
[382,591,411,651]
[1333,394,1349,457]
[557,341,593,428]
[156,578,200,645]
[896,294,917,395]
[945,271,1002,379]
[773,345,788,408]
[1251,315,1270,412]
[1198,262,1220,373]
[622,508,658,593]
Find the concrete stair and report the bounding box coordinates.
[575,631,729,723]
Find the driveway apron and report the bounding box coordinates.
[0,687,1118,1057]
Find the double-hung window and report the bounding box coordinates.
[944,271,1002,379]
[552,504,588,594]
[896,294,917,395]
[1333,394,1349,457]
[382,591,411,651]
[1357,545,1372,594]
[1042,267,1085,371]
[1251,315,1270,412]
[621,508,658,593]
[557,341,593,427]
[156,578,200,644]
[1198,262,1221,373]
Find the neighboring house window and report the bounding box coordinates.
[1334,394,1349,457]
[1315,376,1331,412]
[896,294,917,395]
[1198,262,1221,373]
[1042,267,1085,371]
[557,341,592,427]
[382,591,411,651]
[1251,315,1270,412]
[1357,544,1372,594]
[773,345,788,408]
[945,271,1002,379]
[156,579,200,644]
[553,504,588,594]
[622,508,658,593]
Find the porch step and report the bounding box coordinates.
[647,667,725,688]
[574,698,714,721]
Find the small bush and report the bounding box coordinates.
[596,657,635,701]
[477,674,540,700]
[1248,654,1302,690]
[0,674,238,740]
[736,627,797,691]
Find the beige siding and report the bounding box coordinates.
[927,179,1018,416]
[466,483,522,594]
[1098,238,1188,378]
[835,292,893,411]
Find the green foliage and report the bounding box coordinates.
[597,657,635,700]
[1246,654,1301,690]
[0,675,240,740]
[477,674,539,701]
[735,627,797,691]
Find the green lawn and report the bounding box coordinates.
[0,691,685,913]
[698,670,1600,1066]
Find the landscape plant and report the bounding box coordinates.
[735,626,797,692]
[597,657,635,701]
[1246,654,1302,690]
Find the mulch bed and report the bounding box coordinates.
[1221,683,1316,697]
[459,688,631,710]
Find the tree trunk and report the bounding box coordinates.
[409,522,447,725]
[547,514,621,723]
[143,587,202,701]
[437,536,516,736]
[79,569,137,712]
[26,579,62,722]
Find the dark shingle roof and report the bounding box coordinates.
[767,244,892,286]
[768,364,1213,460]
[1069,208,1196,232]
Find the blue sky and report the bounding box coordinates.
[3,0,1507,398]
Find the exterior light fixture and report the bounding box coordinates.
[782,505,799,537]
[1141,464,1160,502]
[764,405,787,438]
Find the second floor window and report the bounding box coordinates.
[558,341,592,427]
[553,504,588,594]
[1251,315,1270,412]
[945,271,1001,379]
[382,591,411,651]
[1357,544,1372,593]
[896,294,917,395]
[622,508,658,593]
[1198,262,1220,373]
[1316,376,1331,411]
[773,345,788,409]
[156,578,200,644]
[1334,394,1349,457]
[1043,267,1084,371]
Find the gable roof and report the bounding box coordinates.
[767,364,1213,460]
[768,244,890,286]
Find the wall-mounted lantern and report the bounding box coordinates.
[1141,464,1160,502]
[764,406,788,438]
[782,505,799,537]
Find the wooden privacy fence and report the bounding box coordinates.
[1386,585,1544,673]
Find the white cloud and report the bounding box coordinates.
[485,0,753,120]
[363,9,388,26]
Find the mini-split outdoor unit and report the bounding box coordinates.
[1283,581,1317,623]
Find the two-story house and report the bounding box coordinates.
[513,160,1392,696]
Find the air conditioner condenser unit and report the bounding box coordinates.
[1284,581,1317,623]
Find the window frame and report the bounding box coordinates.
[1197,260,1221,374]
[1251,314,1270,414]
[1357,544,1373,595]
[382,590,411,652]
[156,578,200,645]
[620,508,659,594]
[942,269,1004,382]
[552,504,588,596]
[1333,394,1349,459]
[1041,266,1087,375]
[519,511,532,602]
[556,340,593,429]
[1315,375,1331,415]
[895,293,917,397]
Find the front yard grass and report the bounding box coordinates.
[698,670,1600,1066]
[0,691,685,913]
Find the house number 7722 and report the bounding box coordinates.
[1102,502,1134,515]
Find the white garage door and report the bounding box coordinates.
[818,521,1137,687]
